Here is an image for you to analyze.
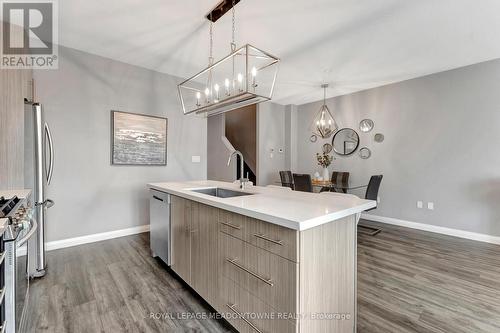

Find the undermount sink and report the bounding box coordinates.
[190,187,254,198]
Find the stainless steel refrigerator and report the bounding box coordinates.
[24,102,54,278]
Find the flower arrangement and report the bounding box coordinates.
[316,152,333,168]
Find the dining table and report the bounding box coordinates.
[311,180,368,191]
[274,179,369,192]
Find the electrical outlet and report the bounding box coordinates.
[191,156,201,163]
[427,202,434,210]
[417,201,423,209]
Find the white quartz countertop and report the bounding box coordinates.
[148,180,376,231]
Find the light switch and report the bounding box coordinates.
[427,202,434,210]
[191,156,201,163]
[417,201,423,209]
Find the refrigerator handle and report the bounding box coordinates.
[44,122,54,185]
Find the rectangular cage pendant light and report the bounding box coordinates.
[178,44,279,117]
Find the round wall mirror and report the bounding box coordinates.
[332,128,360,156]
[359,147,371,159]
[374,133,385,143]
[310,134,318,143]
[359,119,374,133]
[322,143,332,154]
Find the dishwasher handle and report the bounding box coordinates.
[152,195,164,202]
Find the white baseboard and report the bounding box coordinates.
[17,224,150,256]
[361,213,500,245]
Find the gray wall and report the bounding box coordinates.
[207,102,287,186]
[207,114,235,182]
[257,102,287,186]
[296,58,500,236]
[34,46,207,242]
[284,104,298,171]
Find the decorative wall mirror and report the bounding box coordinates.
[359,147,371,159]
[359,119,374,133]
[374,133,385,143]
[310,134,318,143]
[332,128,359,156]
[322,143,332,154]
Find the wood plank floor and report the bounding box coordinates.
[24,233,234,333]
[357,220,500,333]
[25,220,500,332]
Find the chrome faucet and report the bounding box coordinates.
[227,150,249,189]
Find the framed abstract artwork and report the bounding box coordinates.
[111,110,168,165]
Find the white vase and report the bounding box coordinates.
[322,167,329,181]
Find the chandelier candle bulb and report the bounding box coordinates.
[205,87,210,103]
[251,66,257,87]
[214,84,220,102]
[224,78,230,95]
[196,92,201,106]
[237,73,243,91]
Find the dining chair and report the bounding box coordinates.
[279,170,294,190]
[320,171,350,193]
[358,175,383,236]
[266,185,292,191]
[292,174,313,192]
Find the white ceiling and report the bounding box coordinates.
[59,0,500,105]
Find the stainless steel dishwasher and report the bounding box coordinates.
[149,189,171,265]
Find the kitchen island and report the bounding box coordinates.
[148,180,376,333]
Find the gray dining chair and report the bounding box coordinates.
[320,171,350,193]
[358,175,383,236]
[292,173,313,192]
[279,170,294,190]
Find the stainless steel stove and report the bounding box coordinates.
[0,194,37,333]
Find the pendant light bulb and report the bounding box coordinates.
[214,83,220,102]
[205,87,210,103]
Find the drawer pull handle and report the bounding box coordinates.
[0,251,5,265]
[226,257,274,287]
[0,321,6,333]
[0,288,5,304]
[226,303,263,333]
[253,233,283,246]
[220,222,242,230]
[152,195,164,202]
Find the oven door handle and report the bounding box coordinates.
[17,218,38,248]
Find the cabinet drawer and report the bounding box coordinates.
[219,232,298,316]
[220,276,297,333]
[219,211,298,262]
[219,210,246,240]
[245,217,298,262]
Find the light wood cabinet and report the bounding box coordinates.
[0,22,33,189]
[170,196,218,304]
[170,196,191,283]
[191,202,218,304]
[219,232,297,315]
[170,195,357,333]
[219,210,299,262]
